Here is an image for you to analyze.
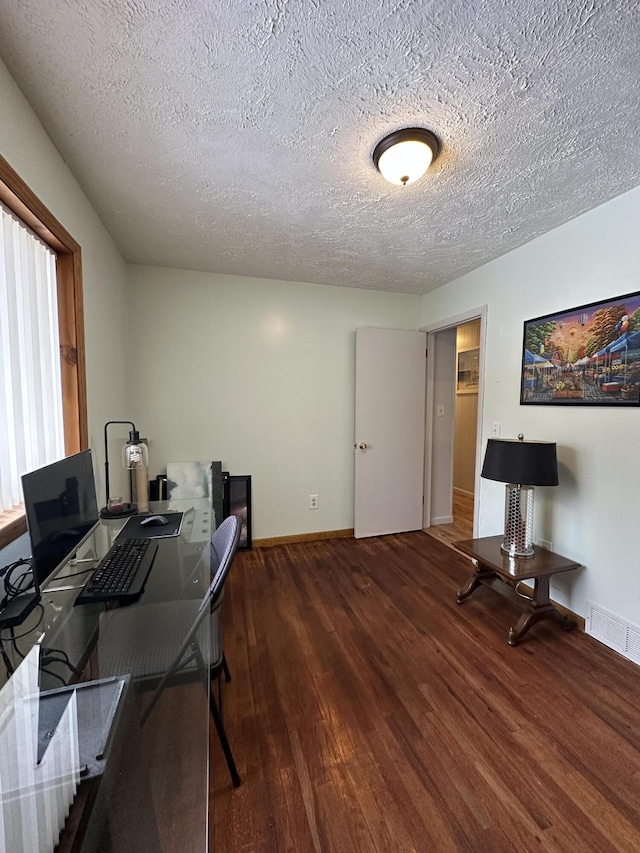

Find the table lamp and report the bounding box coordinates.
[99,420,149,518]
[124,429,149,513]
[481,434,558,557]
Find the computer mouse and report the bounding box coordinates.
[140,514,169,527]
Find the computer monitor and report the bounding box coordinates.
[21,449,99,591]
[0,450,100,629]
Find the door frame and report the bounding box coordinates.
[422,305,487,537]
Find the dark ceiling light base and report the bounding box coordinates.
[373,128,441,186]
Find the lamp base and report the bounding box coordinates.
[501,483,535,558]
[500,541,534,558]
[99,502,138,519]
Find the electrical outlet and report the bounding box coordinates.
[309,494,319,510]
[492,422,500,437]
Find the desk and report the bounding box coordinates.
[0,499,213,853]
[454,536,581,645]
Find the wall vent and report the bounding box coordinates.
[586,601,640,666]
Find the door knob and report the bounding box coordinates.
[358,442,367,450]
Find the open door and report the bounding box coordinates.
[354,327,426,538]
[423,306,486,541]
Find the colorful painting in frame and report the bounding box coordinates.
[521,290,640,407]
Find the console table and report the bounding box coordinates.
[454,535,581,645]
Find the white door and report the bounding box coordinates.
[354,327,426,538]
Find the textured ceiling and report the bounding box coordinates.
[0,1,639,295]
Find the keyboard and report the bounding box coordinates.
[75,538,158,605]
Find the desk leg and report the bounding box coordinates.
[508,576,576,646]
[456,564,497,603]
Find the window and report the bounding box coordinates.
[1,204,65,508]
[0,155,87,549]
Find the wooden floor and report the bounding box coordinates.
[210,532,640,852]
[425,489,474,547]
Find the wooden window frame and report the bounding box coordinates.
[0,154,87,549]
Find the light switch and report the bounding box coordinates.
[437,404,445,417]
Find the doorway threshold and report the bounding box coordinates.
[425,491,473,549]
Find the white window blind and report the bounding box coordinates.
[0,202,65,514]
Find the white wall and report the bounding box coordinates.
[421,185,640,623]
[127,265,421,539]
[429,328,456,524]
[0,57,129,506]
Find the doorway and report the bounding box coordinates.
[423,307,486,546]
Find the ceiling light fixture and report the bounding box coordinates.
[373,127,440,186]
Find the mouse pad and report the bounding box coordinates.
[114,512,184,541]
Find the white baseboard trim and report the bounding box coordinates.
[431,515,454,525]
[453,487,474,498]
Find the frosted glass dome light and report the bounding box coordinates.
[373,128,441,186]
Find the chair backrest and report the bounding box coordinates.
[138,514,241,725]
[142,516,240,694]
[198,514,241,615]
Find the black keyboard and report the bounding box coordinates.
[75,538,158,605]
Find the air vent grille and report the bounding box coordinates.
[626,626,640,664]
[586,601,640,666]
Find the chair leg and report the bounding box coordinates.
[188,645,240,787]
[217,672,224,720]
[209,687,241,788]
[222,654,231,683]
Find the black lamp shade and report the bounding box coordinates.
[481,438,558,487]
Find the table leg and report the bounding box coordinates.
[507,576,576,646]
[456,565,497,603]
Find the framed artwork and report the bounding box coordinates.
[520,290,640,406]
[457,348,479,394]
[224,475,252,550]
[166,461,212,499]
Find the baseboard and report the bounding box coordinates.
[453,487,474,498]
[561,604,586,632]
[431,515,454,525]
[253,528,354,549]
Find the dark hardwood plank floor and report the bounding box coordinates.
[210,532,640,852]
